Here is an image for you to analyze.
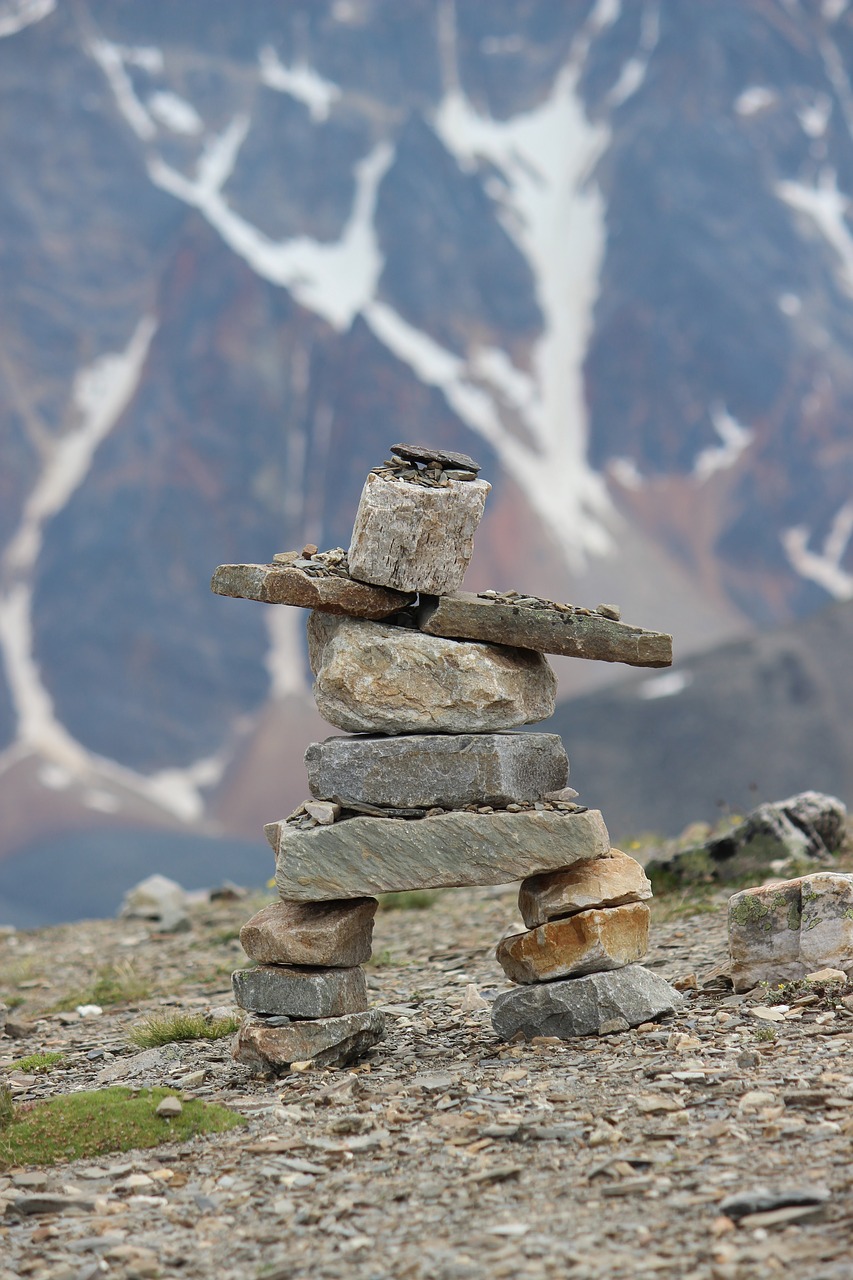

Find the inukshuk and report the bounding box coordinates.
[212,443,682,1072]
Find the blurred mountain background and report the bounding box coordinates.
[2,0,853,924]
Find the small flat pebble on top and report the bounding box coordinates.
[390,442,481,472]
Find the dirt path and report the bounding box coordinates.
[2,884,852,1280]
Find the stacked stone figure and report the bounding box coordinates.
[213,443,682,1072]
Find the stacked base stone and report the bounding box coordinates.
[213,443,681,1071]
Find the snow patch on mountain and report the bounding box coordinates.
[605,2,660,108]
[148,122,393,330]
[0,0,54,39]
[89,38,159,141]
[783,500,853,599]
[777,169,853,296]
[638,670,693,700]
[147,90,203,136]
[258,45,341,122]
[694,405,754,483]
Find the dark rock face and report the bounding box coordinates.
[2,1,853,901]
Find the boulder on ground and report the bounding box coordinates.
[491,965,682,1040]
[119,874,189,933]
[729,871,853,991]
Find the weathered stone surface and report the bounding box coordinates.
[234,1009,385,1072]
[390,442,481,471]
[305,732,569,809]
[231,964,367,1018]
[269,807,610,901]
[496,902,650,983]
[519,850,652,928]
[728,880,803,993]
[648,791,847,888]
[348,471,491,594]
[211,562,412,618]
[491,965,683,1041]
[800,873,853,970]
[239,899,377,967]
[307,614,557,734]
[419,592,672,667]
[119,874,189,933]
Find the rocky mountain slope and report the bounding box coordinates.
[2,0,853,897]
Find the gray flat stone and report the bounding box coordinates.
[305,732,569,809]
[307,614,557,735]
[268,808,610,901]
[231,965,367,1018]
[491,965,683,1041]
[234,1009,385,1073]
[348,471,491,594]
[240,899,377,967]
[211,562,412,618]
[419,592,672,667]
[390,442,481,472]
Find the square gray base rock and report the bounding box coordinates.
[305,732,569,809]
[231,964,367,1018]
[491,965,682,1040]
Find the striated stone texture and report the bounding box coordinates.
[307,614,557,735]
[729,872,853,992]
[234,1009,385,1072]
[305,732,569,809]
[348,471,490,594]
[231,964,367,1018]
[269,807,610,901]
[491,965,683,1041]
[419,592,673,666]
[496,902,650,983]
[239,899,377,967]
[211,562,413,617]
[519,850,652,929]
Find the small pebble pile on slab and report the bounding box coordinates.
[213,443,680,1071]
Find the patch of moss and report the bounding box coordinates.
[0,1082,12,1129]
[4,1052,64,1075]
[129,1012,241,1049]
[0,1087,244,1169]
[729,895,770,927]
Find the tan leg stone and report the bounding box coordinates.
[518,849,652,929]
[496,901,650,984]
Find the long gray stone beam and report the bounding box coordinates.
[267,808,610,901]
[418,592,672,667]
[211,563,413,618]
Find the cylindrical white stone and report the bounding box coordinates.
[347,472,491,594]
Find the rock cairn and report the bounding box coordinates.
[212,443,681,1072]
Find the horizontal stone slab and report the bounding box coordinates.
[240,899,377,967]
[304,732,569,810]
[231,964,367,1018]
[348,471,491,595]
[308,614,557,735]
[234,1009,385,1073]
[518,850,652,929]
[496,902,650,983]
[491,965,683,1041]
[419,592,672,667]
[268,807,610,901]
[211,562,413,618]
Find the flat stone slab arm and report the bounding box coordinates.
[418,592,673,667]
[268,807,610,901]
[211,563,414,618]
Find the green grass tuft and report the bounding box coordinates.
[0,1083,13,1129]
[5,1052,64,1075]
[378,890,440,911]
[129,1011,241,1049]
[53,960,152,1011]
[0,1086,244,1168]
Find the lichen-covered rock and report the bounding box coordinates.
[305,732,569,810]
[496,902,650,983]
[239,899,377,967]
[307,614,557,735]
[518,850,652,929]
[728,871,853,992]
[491,966,682,1041]
[231,964,367,1018]
[348,471,490,594]
[234,1009,385,1073]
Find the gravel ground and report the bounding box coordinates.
[2,881,853,1280]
